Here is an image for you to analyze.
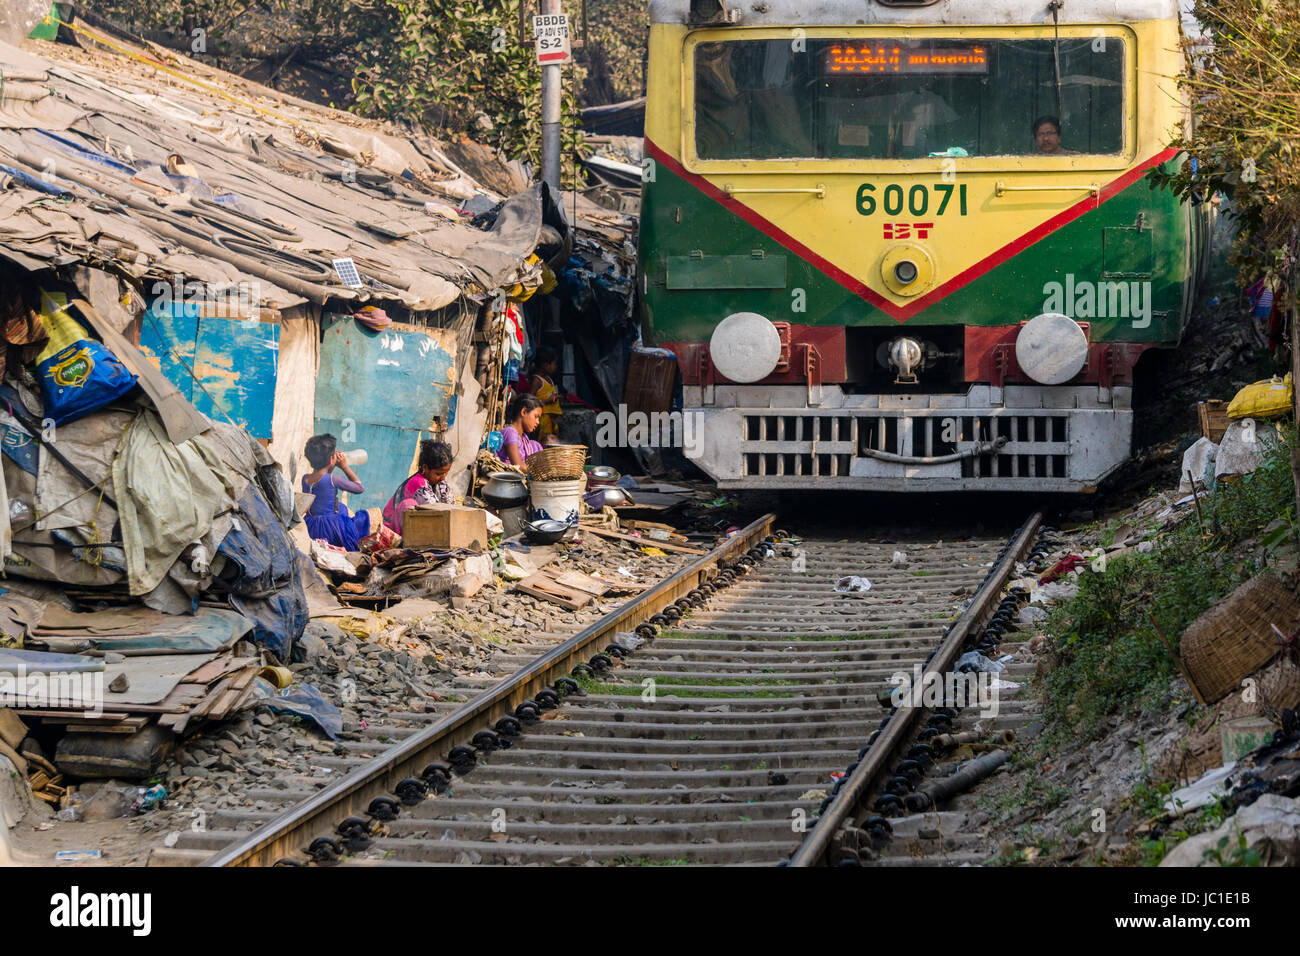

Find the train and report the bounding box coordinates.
[638,0,1209,491]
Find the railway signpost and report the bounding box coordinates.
[532,12,571,65]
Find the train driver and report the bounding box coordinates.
[1032,115,1078,155]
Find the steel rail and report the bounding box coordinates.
[205,512,777,867]
[788,511,1043,866]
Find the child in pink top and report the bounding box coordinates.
[382,439,454,535]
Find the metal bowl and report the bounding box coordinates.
[524,519,570,545]
[598,486,630,506]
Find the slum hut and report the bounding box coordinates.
[0,22,565,510]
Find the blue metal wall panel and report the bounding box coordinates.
[138,301,197,404]
[138,301,278,439]
[313,316,456,514]
[192,316,278,439]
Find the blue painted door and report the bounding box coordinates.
[313,316,456,514]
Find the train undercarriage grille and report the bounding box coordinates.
[739,413,1071,479]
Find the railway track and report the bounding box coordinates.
[158,510,1045,867]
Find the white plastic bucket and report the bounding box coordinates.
[528,477,586,526]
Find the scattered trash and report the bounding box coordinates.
[254,679,344,739]
[131,784,167,814]
[54,850,102,862]
[956,651,1005,674]
[1178,436,1218,494]
[834,576,872,593]
[1038,554,1085,584]
[1032,581,1080,603]
[891,551,908,566]
[1018,605,1048,625]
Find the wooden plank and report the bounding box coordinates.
[21,709,129,720]
[553,570,611,597]
[580,526,706,554]
[63,716,149,734]
[515,572,593,610]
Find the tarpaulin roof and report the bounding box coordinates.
[0,26,552,313]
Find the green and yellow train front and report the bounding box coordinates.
[639,1,1206,491]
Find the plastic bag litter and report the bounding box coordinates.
[612,632,644,651]
[1162,762,1238,817]
[1178,437,1218,494]
[1032,581,1079,603]
[1216,418,1277,481]
[834,576,872,593]
[891,551,908,566]
[1018,605,1048,625]
[956,651,1005,673]
[253,678,342,739]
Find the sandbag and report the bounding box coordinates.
[55,724,173,780]
[1227,374,1292,420]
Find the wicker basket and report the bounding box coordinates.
[1197,400,1230,443]
[527,444,587,481]
[1181,574,1300,704]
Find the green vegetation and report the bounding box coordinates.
[1153,0,1300,292]
[89,0,594,171]
[1042,437,1296,741]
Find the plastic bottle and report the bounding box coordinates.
[342,448,368,466]
[56,790,84,822]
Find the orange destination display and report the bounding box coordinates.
[825,43,989,74]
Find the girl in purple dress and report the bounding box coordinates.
[496,394,546,467]
[301,434,371,550]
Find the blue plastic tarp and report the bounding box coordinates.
[215,486,306,660]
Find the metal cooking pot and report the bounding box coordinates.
[482,472,528,509]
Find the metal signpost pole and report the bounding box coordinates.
[540,0,563,191]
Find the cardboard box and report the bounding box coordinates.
[402,504,489,551]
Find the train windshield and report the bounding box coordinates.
[693,37,1124,160]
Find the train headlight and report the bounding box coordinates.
[880,244,935,296]
[709,311,782,383]
[1015,312,1089,385]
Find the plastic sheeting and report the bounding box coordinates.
[213,485,307,660]
[253,678,342,739]
[112,410,238,596]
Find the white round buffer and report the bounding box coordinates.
[1015,313,1089,385]
[709,312,783,383]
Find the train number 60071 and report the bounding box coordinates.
[856,183,968,217]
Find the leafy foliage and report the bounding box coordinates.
[1151,0,1300,296]
[1042,434,1297,739]
[574,0,649,105]
[87,0,591,173]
